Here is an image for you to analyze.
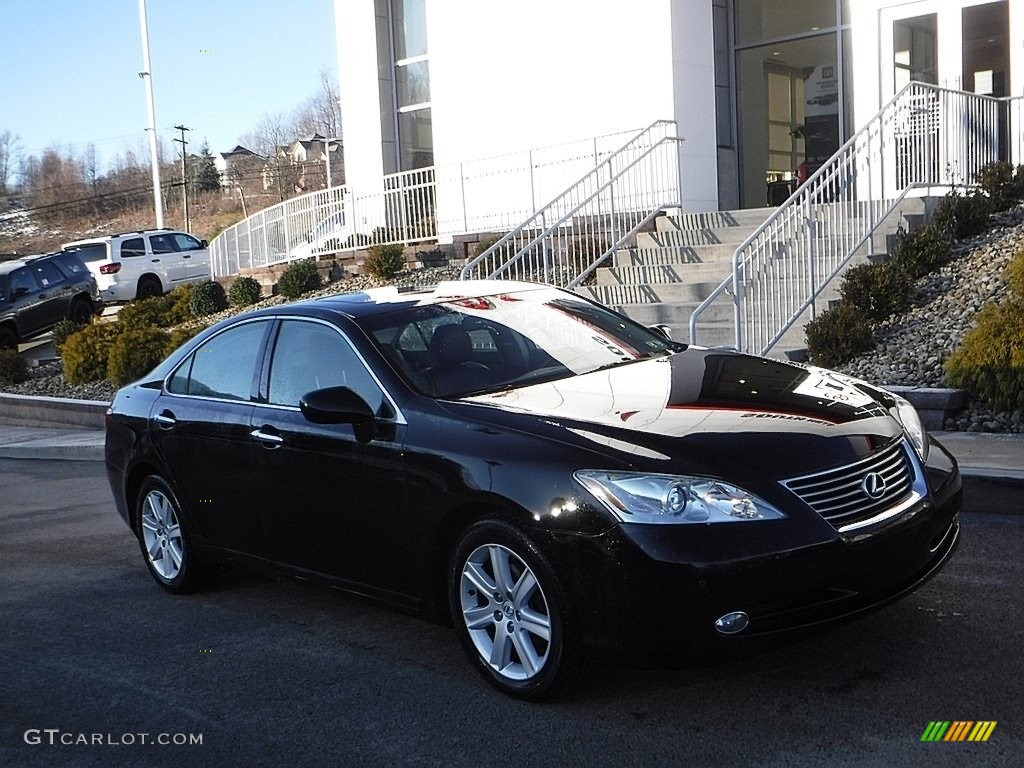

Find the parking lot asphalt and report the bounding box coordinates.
[1,458,1022,768]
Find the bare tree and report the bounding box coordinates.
[0,130,19,196]
[243,111,302,201]
[292,70,342,140]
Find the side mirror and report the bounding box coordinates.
[648,323,672,340]
[200,239,208,248]
[299,386,377,440]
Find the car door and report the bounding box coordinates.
[249,318,411,593]
[6,267,49,337]
[170,233,211,282]
[28,259,72,329]
[148,234,187,287]
[151,318,273,556]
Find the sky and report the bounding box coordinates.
[1,0,338,170]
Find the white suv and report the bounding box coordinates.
[61,229,211,302]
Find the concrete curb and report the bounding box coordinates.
[0,392,109,429]
[0,442,104,462]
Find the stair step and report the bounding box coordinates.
[636,226,761,249]
[657,207,775,231]
[598,263,729,287]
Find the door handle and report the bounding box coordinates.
[153,410,176,429]
[250,427,284,448]
[182,254,191,259]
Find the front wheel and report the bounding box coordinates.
[134,476,210,594]
[449,519,584,700]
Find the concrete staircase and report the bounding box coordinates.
[577,199,934,358]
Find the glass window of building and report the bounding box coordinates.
[391,0,433,170]
[735,0,836,45]
[893,14,937,90]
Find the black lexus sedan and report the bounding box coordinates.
[105,280,961,699]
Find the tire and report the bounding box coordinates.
[136,276,162,300]
[449,518,585,700]
[0,325,16,350]
[134,476,210,594]
[68,297,93,325]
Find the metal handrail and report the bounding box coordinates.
[689,81,1012,354]
[459,121,680,285]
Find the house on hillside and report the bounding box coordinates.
[214,145,262,190]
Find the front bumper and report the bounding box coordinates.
[555,437,962,659]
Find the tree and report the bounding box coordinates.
[0,130,19,196]
[193,140,221,193]
[292,70,342,140]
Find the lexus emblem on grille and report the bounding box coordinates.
[862,472,887,500]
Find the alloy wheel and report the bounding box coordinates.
[140,489,184,581]
[459,543,552,681]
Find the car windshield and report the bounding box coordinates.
[361,287,679,398]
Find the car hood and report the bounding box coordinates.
[458,347,905,481]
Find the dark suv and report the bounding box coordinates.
[0,252,103,349]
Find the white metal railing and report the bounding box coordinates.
[209,127,649,278]
[459,121,682,286]
[689,82,1019,355]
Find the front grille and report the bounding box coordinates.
[782,441,914,530]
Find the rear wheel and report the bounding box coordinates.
[449,518,584,700]
[134,476,211,594]
[68,297,93,325]
[0,325,16,350]
[136,276,162,300]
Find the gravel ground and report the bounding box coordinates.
[837,206,1024,433]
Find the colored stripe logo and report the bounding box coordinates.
[921,721,997,742]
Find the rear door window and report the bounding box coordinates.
[120,238,146,258]
[149,234,175,254]
[167,320,269,401]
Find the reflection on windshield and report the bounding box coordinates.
[362,288,676,398]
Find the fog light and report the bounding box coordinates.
[714,611,749,635]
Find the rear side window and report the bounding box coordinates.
[167,321,268,401]
[64,243,108,263]
[51,254,87,277]
[120,238,146,258]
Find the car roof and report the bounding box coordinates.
[0,252,61,275]
[295,280,551,319]
[62,229,184,249]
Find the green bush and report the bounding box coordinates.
[806,304,874,368]
[1005,246,1024,296]
[363,244,406,280]
[228,276,262,307]
[107,325,170,386]
[838,262,911,321]
[50,319,84,352]
[189,281,229,316]
[975,161,1024,212]
[931,190,993,240]
[946,297,1024,411]
[890,225,950,280]
[473,235,501,258]
[165,324,209,356]
[61,322,120,384]
[119,285,193,329]
[0,349,29,384]
[276,259,322,299]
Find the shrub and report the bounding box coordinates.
[975,161,1024,212]
[0,349,29,385]
[50,319,84,352]
[363,244,406,280]
[107,325,170,386]
[473,235,501,258]
[931,190,993,240]
[838,263,910,321]
[189,281,229,316]
[1005,246,1024,297]
[165,324,209,356]
[805,304,873,368]
[276,259,322,299]
[946,297,1024,411]
[228,276,262,307]
[889,225,950,280]
[61,322,120,384]
[119,285,193,329]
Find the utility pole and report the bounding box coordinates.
[137,0,164,228]
[173,124,191,231]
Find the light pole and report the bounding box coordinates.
[323,137,339,190]
[137,0,164,228]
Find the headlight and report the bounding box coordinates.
[892,394,929,462]
[574,471,786,525]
